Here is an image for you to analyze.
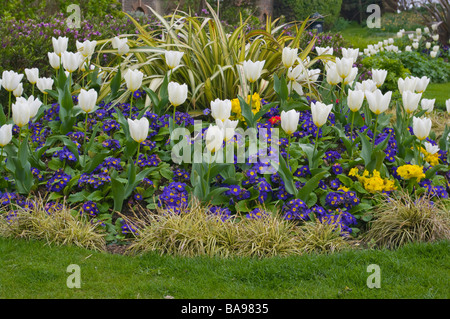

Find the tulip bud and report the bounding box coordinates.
[124,69,144,92]
[355,79,377,96]
[430,51,437,58]
[17,96,42,119]
[326,64,341,86]
[0,124,13,147]
[348,89,365,112]
[316,46,333,56]
[127,117,149,143]
[48,52,61,70]
[282,47,298,69]
[405,46,412,52]
[414,76,430,93]
[36,77,54,95]
[210,98,231,122]
[446,99,450,114]
[310,102,333,128]
[205,124,224,153]
[365,89,392,115]
[412,116,432,141]
[25,68,39,85]
[280,109,300,135]
[165,50,184,69]
[398,77,417,95]
[12,100,31,128]
[168,82,188,107]
[13,83,23,97]
[78,88,98,113]
[402,90,422,114]
[424,142,439,155]
[432,34,439,41]
[1,70,24,92]
[112,37,129,55]
[372,69,387,88]
[242,60,265,83]
[52,36,68,56]
[341,67,357,85]
[421,98,435,114]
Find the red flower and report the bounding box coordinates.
[269,116,281,125]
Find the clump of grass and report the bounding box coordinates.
[296,219,355,254]
[0,197,106,251]
[124,201,358,258]
[363,191,450,249]
[233,213,304,258]
[125,200,239,258]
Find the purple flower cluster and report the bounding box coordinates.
[158,182,189,213]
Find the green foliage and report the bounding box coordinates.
[0,0,122,20]
[361,53,411,91]
[274,0,343,29]
[395,51,450,83]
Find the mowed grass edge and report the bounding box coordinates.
[0,237,448,299]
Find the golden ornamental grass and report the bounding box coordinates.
[363,191,450,249]
[0,197,106,251]
[123,200,357,258]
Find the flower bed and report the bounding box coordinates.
[0,7,449,253]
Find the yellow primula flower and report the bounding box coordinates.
[230,92,262,122]
[396,164,426,182]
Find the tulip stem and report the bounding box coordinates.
[350,111,355,142]
[314,127,320,160]
[84,112,89,164]
[372,114,379,149]
[173,104,176,122]
[418,139,423,166]
[32,84,35,97]
[136,142,141,167]
[130,93,134,119]
[8,91,12,119]
[287,134,292,170]
[0,147,3,169]
[44,93,48,107]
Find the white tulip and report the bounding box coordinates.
[25,68,39,84]
[316,46,333,56]
[210,98,232,122]
[282,47,298,69]
[326,64,341,86]
[112,37,129,55]
[16,96,42,119]
[168,82,188,107]
[165,50,184,69]
[127,117,149,143]
[76,40,97,58]
[13,83,23,97]
[52,36,68,56]
[0,124,13,147]
[347,89,365,112]
[335,57,354,81]
[355,79,377,96]
[402,90,422,114]
[242,60,265,83]
[432,45,439,52]
[287,64,303,82]
[412,116,432,141]
[446,99,450,114]
[48,52,61,70]
[414,76,430,93]
[342,48,359,63]
[397,31,403,38]
[205,124,224,153]
[372,69,387,88]
[421,98,435,114]
[424,142,439,155]
[416,28,422,35]
[124,69,144,92]
[78,88,98,113]
[61,51,82,73]
[412,42,419,50]
[430,51,437,58]
[425,42,431,49]
[215,118,238,142]
[280,109,300,135]
[431,23,439,31]
[424,27,430,34]
[12,100,30,127]
[405,46,412,52]
[398,77,417,95]
[432,34,439,41]
[365,89,392,115]
[310,102,333,128]
[1,70,23,92]
[36,77,54,94]
[341,67,358,85]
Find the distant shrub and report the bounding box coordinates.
[274,0,343,29]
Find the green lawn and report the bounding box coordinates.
[423,82,450,110]
[337,22,397,50]
[0,237,449,299]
